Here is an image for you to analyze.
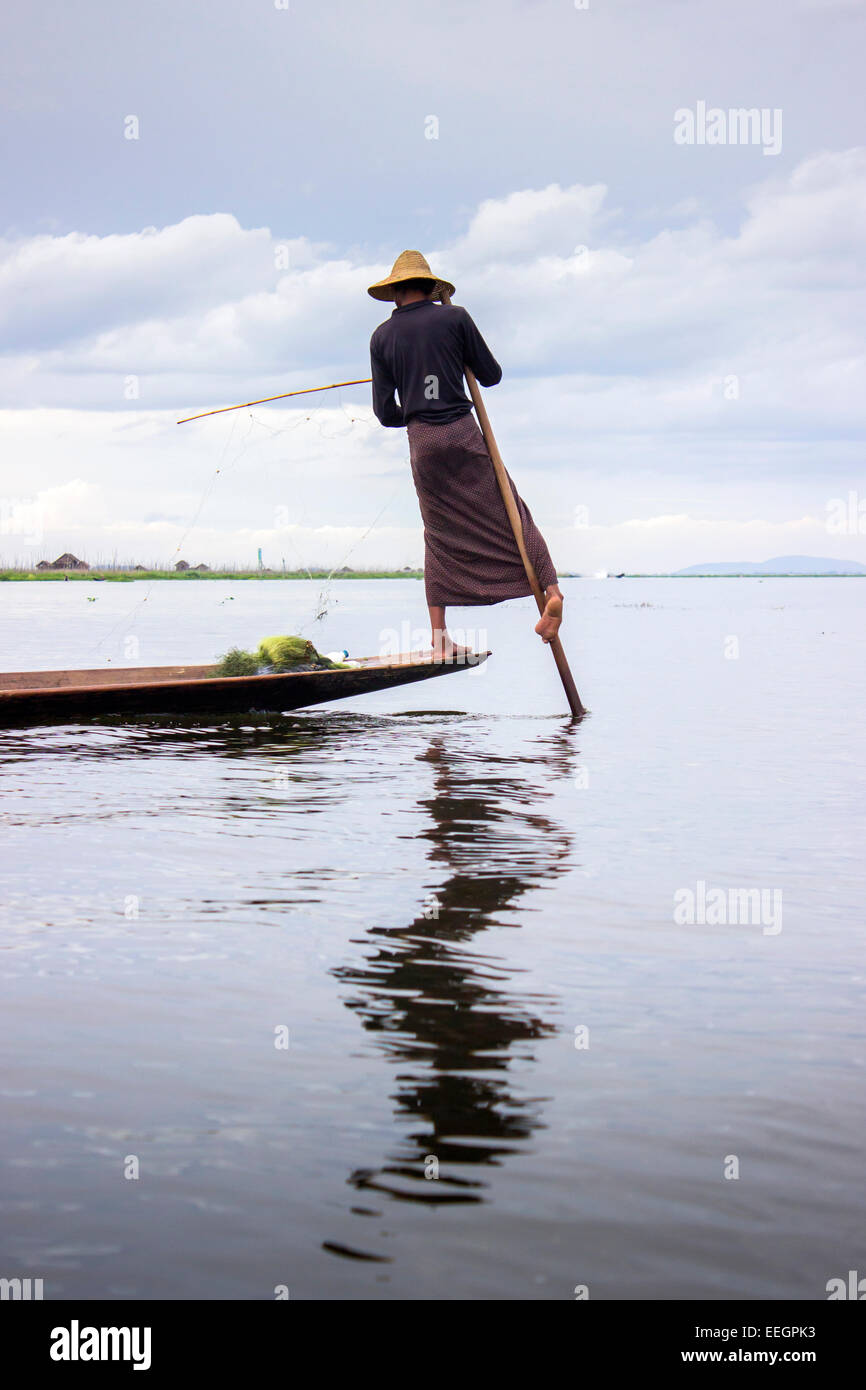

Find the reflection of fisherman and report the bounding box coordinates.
[368,251,564,660]
[329,728,575,1217]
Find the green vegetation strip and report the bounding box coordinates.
[0,569,424,581]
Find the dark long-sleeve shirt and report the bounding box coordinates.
[369,300,502,428]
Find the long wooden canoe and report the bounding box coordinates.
[0,651,490,727]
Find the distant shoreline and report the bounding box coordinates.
[1,569,863,582]
[0,568,425,582]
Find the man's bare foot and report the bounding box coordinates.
[431,630,472,662]
[535,595,563,644]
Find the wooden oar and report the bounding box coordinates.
[439,290,585,716]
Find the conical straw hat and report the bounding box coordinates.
[367,249,455,302]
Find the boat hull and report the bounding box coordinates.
[0,652,489,727]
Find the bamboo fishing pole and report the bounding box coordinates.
[176,377,372,425]
[439,290,585,717]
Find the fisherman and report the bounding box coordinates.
[368,250,564,660]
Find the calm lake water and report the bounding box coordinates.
[1,577,864,1300]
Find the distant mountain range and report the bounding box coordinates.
[672,555,866,576]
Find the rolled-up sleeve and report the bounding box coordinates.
[370,339,404,427]
[460,310,502,388]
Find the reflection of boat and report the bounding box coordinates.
[0,652,489,727]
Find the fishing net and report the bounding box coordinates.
[91,394,408,660]
[214,636,349,677]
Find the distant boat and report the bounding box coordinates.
[0,651,489,728]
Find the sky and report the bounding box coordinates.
[1,0,865,573]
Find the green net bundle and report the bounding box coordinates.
[214,648,261,676]
[214,636,348,677]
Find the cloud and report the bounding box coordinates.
[541,513,850,576]
[1,153,865,571]
[448,182,610,265]
[0,215,305,352]
[4,151,865,411]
